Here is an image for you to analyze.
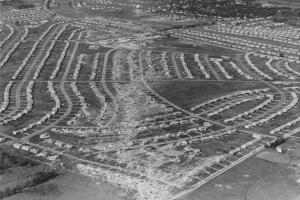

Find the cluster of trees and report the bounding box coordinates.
[155,0,281,18]
[0,151,35,171]
[1,0,35,9]
[0,171,57,199]
[273,8,300,26]
[0,151,58,199]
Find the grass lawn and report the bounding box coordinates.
[151,80,267,110]
[177,156,300,200]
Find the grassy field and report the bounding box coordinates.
[151,80,267,110]
[258,139,300,166]
[147,37,240,56]
[177,156,300,200]
[190,132,254,157]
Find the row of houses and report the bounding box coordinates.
[0,27,28,69]
[207,95,264,117]
[245,53,273,80]
[12,142,60,161]
[12,23,60,80]
[228,137,261,155]
[270,117,300,135]
[0,24,14,48]
[245,92,299,129]
[205,22,300,45]
[170,29,300,61]
[0,81,13,115]
[225,94,274,123]
[8,81,34,130]
[191,88,270,111]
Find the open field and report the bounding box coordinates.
[147,38,241,56]
[177,156,300,200]
[151,81,267,109]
